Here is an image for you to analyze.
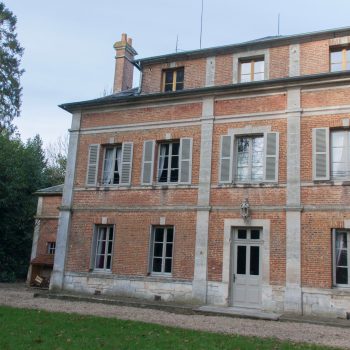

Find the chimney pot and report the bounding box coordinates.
[127,37,132,46]
[121,33,127,42]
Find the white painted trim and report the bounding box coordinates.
[222,218,270,297]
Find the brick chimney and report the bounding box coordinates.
[113,33,137,93]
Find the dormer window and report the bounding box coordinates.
[239,58,265,83]
[330,48,350,72]
[162,67,184,92]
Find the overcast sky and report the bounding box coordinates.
[8,0,350,147]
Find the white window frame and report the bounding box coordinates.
[150,226,174,276]
[333,229,350,288]
[47,242,56,255]
[239,57,265,83]
[330,130,350,180]
[157,141,180,184]
[234,134,265,183]
[102,145,122,186]
[93,225,114,272]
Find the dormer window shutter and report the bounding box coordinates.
[120,142,133,185]
[86,144,100,186]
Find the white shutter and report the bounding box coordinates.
[219,135,233,183]
[179,138,193,184]
[86,144,100,186]
[141,140,155,185]
[120,142,133,185]
[264,132,279,182]
[312,128,330,180]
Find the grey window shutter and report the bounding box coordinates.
[86,144,100,186]
[179,138,193,184]
[264,132,279,182]
[219,135,233,183]
[120,142,133,185]
[141,140,155,185]
[312,128,330,180]
[90,227,98,270]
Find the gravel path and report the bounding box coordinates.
[0,283,349,349]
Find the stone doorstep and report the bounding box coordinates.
[195,305,281,321]
[33,291,350,328]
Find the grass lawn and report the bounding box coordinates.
[0,305,338,350]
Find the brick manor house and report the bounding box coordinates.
[29,27,350,318]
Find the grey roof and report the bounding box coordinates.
[35,184,64,195]
[136,26,350,65]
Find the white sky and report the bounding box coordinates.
[7,0,350,147]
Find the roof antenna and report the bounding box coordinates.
[175,34,179,52]
[200,0,204,48]
[277,13,280,36]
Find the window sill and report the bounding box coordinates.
[312,180,350,186]
[217,182,280,188]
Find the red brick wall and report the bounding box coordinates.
[214,94,287,116]
[36,219,58,256]
[302,88,350,109]
[215,54,233,86]
[300,39,330,76]
[269,46,289,79]
[41,196,61,216]
[66,211,196,280]
[81,103,202,129]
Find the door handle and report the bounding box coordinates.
[233,274,236,282]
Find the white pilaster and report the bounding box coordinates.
[50,112,81,291]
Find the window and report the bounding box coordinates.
[86,143,133,187]
[93,226,114,271]
[333,230,350,286]
[47,242,56,255]
[219,132,279,184]
[239,58,264,83]
[330,48,350,72]
[331,130,350,179]
[102,145,122,185]
[150,227,174,275]
[236,136,264,182]
[157,141,180,183]
[162,67,184,92]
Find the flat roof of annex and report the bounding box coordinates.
[136,26,350,66]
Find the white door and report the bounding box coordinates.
[231,228,262,308]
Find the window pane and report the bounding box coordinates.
[167,228,173,242]
[254,72,264,81]
[254,60,264,73]
[238,138,249,152]
[154,243,163,257]
[153,258,162,272]
[155,228,164,242]
[165,70,173,84]
[331,51,342,64]
[250,246,260,275]
[336,267,348,284]
[172,142,180,155]
[106,255,112,269]
[164,83,173,92]
[237,246,246,274]
[107,240,113,254]
[171,155,179,168]
[332,131,345,147]
[236,167,249,181]
[237,229,247,239]
[241,62,251,74]
[166,243,173,257]
[251,230,260,239]
[176,68,184,83]
[95,255,105,269]
[251,166,263,180]
[165,259,172,273]
[331,63,343,72]
[170,169,178,182]
[237,153,249,166]
[176,82,184,91]
[240,74,251,83]
[337,249,348,267]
